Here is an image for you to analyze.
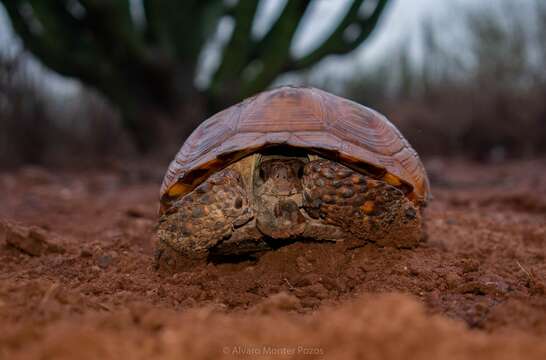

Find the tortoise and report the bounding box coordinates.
[155,86,430,265]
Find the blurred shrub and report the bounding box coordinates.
[1,53,48,166]
[0,53,133,168]
[339,0,546,160]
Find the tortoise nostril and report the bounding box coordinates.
[274,167,288,180]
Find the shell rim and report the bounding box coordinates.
[159,144,429,215]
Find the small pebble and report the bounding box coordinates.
[97,255,113,269]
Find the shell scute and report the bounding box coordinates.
[160,86,430,208]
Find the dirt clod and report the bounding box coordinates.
[97,254,113,269]
[253,292,301,314]
[1,220,64,256]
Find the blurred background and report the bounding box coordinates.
[0,0,545,169]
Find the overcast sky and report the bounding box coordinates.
[0,0,512,94]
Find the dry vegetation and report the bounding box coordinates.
[0,54,131,168]
[338,0,546,160]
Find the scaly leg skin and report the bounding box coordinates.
[155,168,254,269]
[302,159,424,248]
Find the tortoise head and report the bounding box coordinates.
[255,158,305,196]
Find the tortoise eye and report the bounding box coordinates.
[259,168,266,180]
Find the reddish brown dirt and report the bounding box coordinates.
[0,158,545,359]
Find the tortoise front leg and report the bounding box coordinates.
[302,159,424,248]
[155,168,258,269]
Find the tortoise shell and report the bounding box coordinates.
[160,86,430,209]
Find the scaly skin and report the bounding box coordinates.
[253,158,306,239]
[302,160,424,248]
[155,169,254,263]
[155,156,424,268]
